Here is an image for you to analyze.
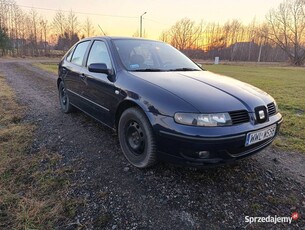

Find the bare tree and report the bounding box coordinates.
[52,10,66,37]
[159,30,169,43]
[13,8,27,56]
[40,18,48,55]
[204,23,222,51]
[264,0,305,65]
[132,30,139,37]
[0,27,10,55]
[67,10,79,38]
[0,0,22,55]
[11,4,23,56]
[246,18,257,61]
[220,20,244,60]
[52,10,80,51]
[163,18,203,50]
[28,9,39,56]
[83,17,95,38]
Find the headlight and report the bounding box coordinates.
[174,113,232,127]
[274,100,279,112]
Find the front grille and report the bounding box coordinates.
[229,110,250,125]
[267,103,277,116]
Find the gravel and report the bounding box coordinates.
[0,59,304,229]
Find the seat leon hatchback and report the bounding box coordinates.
[57,36,282,168]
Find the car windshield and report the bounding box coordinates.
[113,39,202,72]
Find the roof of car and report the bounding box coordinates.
[83,36,162,42]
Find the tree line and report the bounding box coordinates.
[160,0,305,66]
[0,0,95,56]
[0,0,304,65]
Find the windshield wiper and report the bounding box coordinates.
[131,67,201,72]
[132,68,164,72]
[168,67,200,71]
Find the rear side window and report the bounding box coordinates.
[71,41,90,66]
[87,41,112,69]
[66,48,74,62]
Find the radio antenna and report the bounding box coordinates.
[98,24,107,36]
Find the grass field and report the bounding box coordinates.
[0,76,74,228]
[36,62,305,153]
[33,62,58,74]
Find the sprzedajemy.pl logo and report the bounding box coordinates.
[245,212,299,224]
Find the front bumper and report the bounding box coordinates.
[149,112,283,167]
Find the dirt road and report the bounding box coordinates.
[0,59,304,229]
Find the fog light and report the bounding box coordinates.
[197,151,210,159]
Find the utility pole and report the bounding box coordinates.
[140,12,147,37]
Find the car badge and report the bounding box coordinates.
[259,110,265,120]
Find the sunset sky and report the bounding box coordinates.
[17,0,283,39]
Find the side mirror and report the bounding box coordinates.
[88,63,111,75]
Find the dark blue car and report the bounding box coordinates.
[57,37,283,168]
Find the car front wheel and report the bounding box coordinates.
[118,107,157,168]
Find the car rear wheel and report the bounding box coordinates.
[118,107,157,168]
[59,81,74,113]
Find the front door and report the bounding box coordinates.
[81,40,120,127]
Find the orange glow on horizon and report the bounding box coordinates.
[14,0,283,41]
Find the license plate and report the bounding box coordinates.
[245,124,277,146]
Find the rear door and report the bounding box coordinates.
[63,40,91,107]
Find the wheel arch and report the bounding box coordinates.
[115,99,154,130]
[57,78,63,89]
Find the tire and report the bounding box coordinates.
[58,81,74,113]
[118,107,157,168]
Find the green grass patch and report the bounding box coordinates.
[33,63,58,75]
[206,64,305,153]
[0,76,74,229]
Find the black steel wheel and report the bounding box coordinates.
[58,81,74,113]
[118,107,157,168]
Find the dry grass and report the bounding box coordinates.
[0,76,74,229]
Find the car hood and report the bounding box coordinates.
[130,70,274,113]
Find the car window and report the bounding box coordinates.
[87,41,112,69]
[71,41,90,66]
[114,39,201,71]
[66,48,74,62]
[131,45,156,67]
